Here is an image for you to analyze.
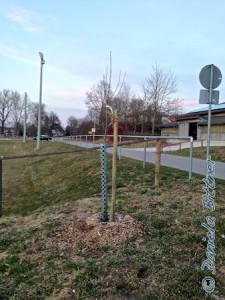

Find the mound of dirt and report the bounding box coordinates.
[35,213,143,254]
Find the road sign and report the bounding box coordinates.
[199,64,222,158]
[199,89,219,104]
[199,65,222,89]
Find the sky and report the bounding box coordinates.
[1,0,225,126]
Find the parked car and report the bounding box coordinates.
[33,135,52,141]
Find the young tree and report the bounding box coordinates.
[142,63,178,134]
[113,82,131,123]
[86,52,126,134]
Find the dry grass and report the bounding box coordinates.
[0,140,224,299]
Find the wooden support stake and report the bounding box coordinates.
[155,139,162,189]
[110,110,118,222]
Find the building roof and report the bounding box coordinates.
[198,116,225,126]
[188,103,225,114]
[159,121,178,128]
[176,103,225,121]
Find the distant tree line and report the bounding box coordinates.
[0,89,63,137]
[1,63,183,137]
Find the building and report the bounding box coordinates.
[160,103,225,140]
[160,115,178,136]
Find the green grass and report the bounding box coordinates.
[166,146,225,162]
[2,140,102,215]
[0,140,224,299]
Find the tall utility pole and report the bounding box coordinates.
[37,52,45,150]
[23,92,27,143]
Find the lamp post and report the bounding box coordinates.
[37,52,45,150]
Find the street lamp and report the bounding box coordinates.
[37,52,45,150]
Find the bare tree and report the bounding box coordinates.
[67,116,78,135]
[28,102,46,133]
[86,52,126,134]
[0,89,14,134]
[77,116,93,135]
[11,91,26,135]
[142,63,178,134]
[86,80,109,114]
[48,111,62,130]
[163,98,183,116]
[127,97,145,133]
[113,82,131,123]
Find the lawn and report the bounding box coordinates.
[166,146,225,162]
[0,140,224,299]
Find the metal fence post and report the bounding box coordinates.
[143,138,147,169]
[101,143,108,222]
[189,137,193,180]
[118,146,121,160]
[154,139,162,188]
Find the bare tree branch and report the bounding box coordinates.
[142,63,178,134]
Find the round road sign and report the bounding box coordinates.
[199,64,222,89]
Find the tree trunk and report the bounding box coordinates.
[133,121,137,133]
[141,116,144,135]
[152,116,155,135]
[1,122,4,134]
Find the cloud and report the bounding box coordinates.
[0,42,77,77]
[51,89,87,100]
[5,6,43,32]
[0,42,37,65]
[45,91,88,126]
[46,88,87,113]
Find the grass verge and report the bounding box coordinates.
[165,146,225,162]
[0,140,224,299]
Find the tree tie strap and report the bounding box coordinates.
[111,115,119,124]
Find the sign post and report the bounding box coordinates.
[199,64,222,158]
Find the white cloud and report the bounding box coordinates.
[0,42,37,65]
[5,6,43,32]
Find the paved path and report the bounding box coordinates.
[117,148,225,180]
[58,139,225,180]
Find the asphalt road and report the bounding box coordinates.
[116,148,225,180]
[59,139,225,180]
